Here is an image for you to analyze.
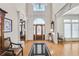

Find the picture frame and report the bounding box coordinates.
[4,18,12,32]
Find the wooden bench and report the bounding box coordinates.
[0,37,23,56]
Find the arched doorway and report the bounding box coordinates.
[33,18,45,40]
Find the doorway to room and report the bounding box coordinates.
[33,18,45,40]
[20,19,26,41]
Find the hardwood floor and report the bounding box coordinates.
[23,40,79,56]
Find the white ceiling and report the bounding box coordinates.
[53,3,66,14]
[63,5,79,15]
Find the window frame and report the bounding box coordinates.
[64,19,79,39]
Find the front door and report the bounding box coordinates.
[33,25,45,40]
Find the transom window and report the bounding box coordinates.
[33,3,46,11]
[33,18,45,25]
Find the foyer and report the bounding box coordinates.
[0,3,79,56]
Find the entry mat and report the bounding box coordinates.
[28,43,51,56]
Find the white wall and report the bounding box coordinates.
[0,3,72,42]
[15,3,27,41]
[0,3,26,43]
[52,3,66,21]
[26,3,52,40]
[53,3,66,15]
[51,3,66,43]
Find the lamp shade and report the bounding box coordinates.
[50,29,53,32]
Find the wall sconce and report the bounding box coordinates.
[51,21,54,31]
[50,29,53,32]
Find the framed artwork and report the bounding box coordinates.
[4,18,12,32]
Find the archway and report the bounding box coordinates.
[33,18,45,40]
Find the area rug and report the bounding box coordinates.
[29,43,51,56]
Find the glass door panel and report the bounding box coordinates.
[64,24,71,38]
[33,25,45,40]
[33,26,35,34]
[72,24,79,38]
[37,26,41,35]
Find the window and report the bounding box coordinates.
[33,3,45,11]
[64,19,71,22]
[33,18,45,25]
[64,19,79,38]
[72,20,78,22]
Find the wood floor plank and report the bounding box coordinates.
[23,40,79,56]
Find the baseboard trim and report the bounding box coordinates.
[64,40,79,42]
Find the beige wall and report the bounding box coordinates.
[0,3,73,42]
[0,3,26,43]
[26,3,52,40]
[15,3,27,41]
[0,3,19,43]
[0,3,53,41]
